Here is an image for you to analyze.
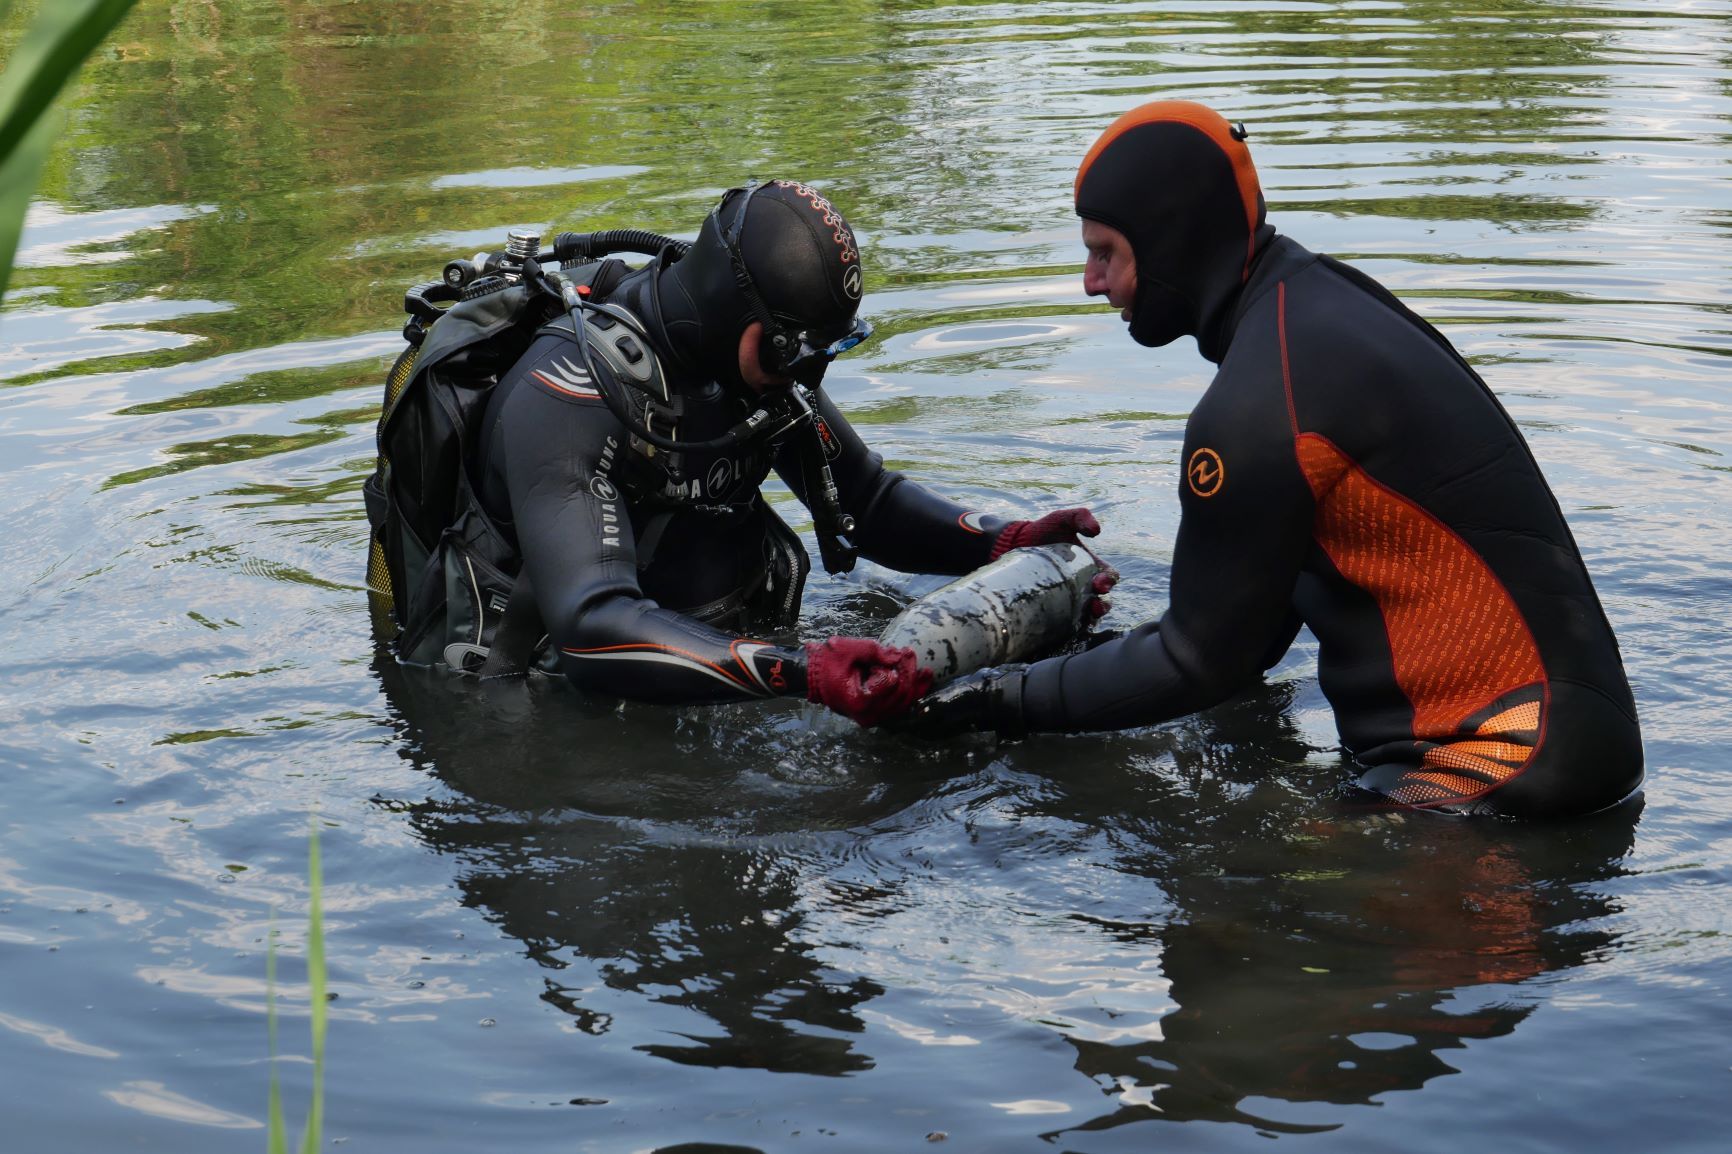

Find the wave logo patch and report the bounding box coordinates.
[1187,447,1225,498]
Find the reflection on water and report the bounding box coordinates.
[375,658,896,1075]
[1050,799,1638,1135]
[3,0,1731,1149]
[372,653,1642,1137]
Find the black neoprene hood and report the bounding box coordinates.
[1074,101,1275,361]
[653,180,866,387]
[740,180,865,343]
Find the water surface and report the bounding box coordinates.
[3,0,1730,1149]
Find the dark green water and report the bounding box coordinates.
[3,1,1730,1149]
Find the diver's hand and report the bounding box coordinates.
[1086,567,1119,623]
[895,665,1030,740]
[990,507,1101,560]
[805,637,934,727]
[989,508,1115,620]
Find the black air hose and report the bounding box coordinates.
[550,229,691,263]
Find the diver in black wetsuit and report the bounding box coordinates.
[908,102,1643,817]
[473,180,1104,724]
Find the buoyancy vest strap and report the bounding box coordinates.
[635,510,675,572]
[478,569,546,680]
[673,562,773,629]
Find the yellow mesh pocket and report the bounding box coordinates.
[375,344,420,460]
[385,344,419,410]
[367,536,394,602]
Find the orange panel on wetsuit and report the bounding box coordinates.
[1296,432,1548,806]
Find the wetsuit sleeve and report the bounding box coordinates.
[499,351,806,704]
[1020,347,1313,731]
[774,390,1003,575]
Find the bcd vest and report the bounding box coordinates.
[363,264,810,673]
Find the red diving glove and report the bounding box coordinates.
[1086,567,1119,621]
[989,507,1101,561]
[805,637,934,727]
[992,508,1115,621]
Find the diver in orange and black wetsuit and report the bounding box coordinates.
[909,101,1643,818]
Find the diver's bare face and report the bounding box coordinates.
[1081,219,1137,324]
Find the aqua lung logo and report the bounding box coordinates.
[1187,447,1224,498]
[659,460,742,502]
[843,265,863,300]
[590,471,622,548]
[706,458,734,498]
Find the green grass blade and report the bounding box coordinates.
[0,103,54,301]
[266,914,288,1154]
[298,820,326,1154]
[0,0,139,159]
[0,0,139,299]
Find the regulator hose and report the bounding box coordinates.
[550,229,691,264]
[529,262,805,457]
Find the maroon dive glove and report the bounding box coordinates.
[989,507,1101,561]
[805,637,934,727]
[1086,567,1119,620]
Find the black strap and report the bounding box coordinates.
[635,510,675,572]
[796,422,857,574]
[478,570,546,679]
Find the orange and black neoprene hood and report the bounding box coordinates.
[1074,101,1274,358]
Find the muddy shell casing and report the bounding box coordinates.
[878,544,1103,685]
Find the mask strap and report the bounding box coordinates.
[722,182,795,365]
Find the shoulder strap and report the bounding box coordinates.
[477,569,546,680]
[535,307,671,406]
[634,509,676,572]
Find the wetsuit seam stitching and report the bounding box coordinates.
[1230,247,1319,332]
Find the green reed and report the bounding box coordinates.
[0,0,138,301]
[267,819,326,1153]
